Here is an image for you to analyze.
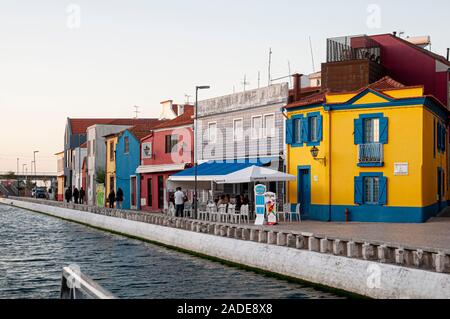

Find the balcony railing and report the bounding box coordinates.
[327,35,381,64]
[358,143,383,165]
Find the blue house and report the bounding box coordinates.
[116,125,154,210]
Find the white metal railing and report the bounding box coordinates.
[358,143,383,165]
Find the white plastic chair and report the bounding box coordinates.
[227,204,239,224]
[240,204,250,223]
[278,203,290,222]
[207,203,218,222]
[218,204,227,222]
[183,203,192,219]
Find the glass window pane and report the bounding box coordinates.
[309,117,317,142]
[252,116,262,139]
[294,119,301,143]
[264,114,275,137]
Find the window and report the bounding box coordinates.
[294,118,302,144]
[208,122,217,144]
[109,141,115,161]
[363,118,380,143]
[165,134,178,153]
[309,116,318,142]
[124,137,129,154]
[251,116,262,139]
[354,173,387,206]
[364,176,379,205]
[264,114,275,138]
[233,119,243,141]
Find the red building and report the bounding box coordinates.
[370,34,450,108]
[138,106,194,211]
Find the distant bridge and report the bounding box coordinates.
[0,172,57,181]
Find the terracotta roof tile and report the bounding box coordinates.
[69,118,162,134]
[369,76,405,90]
[152,106,194,130]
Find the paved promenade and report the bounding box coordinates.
[248,216,450,252]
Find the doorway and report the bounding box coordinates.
[297,167,311,219]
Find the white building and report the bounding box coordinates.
[71,145,87,190]
[86,124,132,206]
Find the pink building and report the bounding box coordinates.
[137,106,194,211]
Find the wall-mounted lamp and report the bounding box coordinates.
[310,146,326,166]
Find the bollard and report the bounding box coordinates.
[296,235,306,249]
[433,253,448,273]
[286,234,296,248]
[227,226,236,238]
[235,227,242,239]
[362,243,375,260]
[320,238,331,253]
[347,241,360,258]
[267,231,277,245]
[333,239,346,256]
[395,248,405,265]
[241,228,250,240]
[308,237,320,252]
[276,232,287,246]
[258,230,268,243]
[378,245,391,263]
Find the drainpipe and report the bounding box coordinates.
[328,109,332,222]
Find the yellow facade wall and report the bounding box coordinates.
[287,90,449,214]
[105,136,117,195]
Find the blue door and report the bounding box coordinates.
[298,167,311,219]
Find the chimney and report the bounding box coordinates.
[447,48,449,61]
[292,73,303,102]
[159,100,177,120]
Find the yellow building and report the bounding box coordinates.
[105,134,118,199]
[284,77,449,223]
[55,151,65,201]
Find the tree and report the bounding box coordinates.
[95,168,105,184]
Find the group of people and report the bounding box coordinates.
[216,194,249,211]
[64,186,85,204]
[108,188,124,209]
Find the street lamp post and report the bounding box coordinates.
[33,151,39,198]
[194,85,210,219]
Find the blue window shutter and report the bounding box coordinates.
[317,115,323,141]
[378,176,387,205]
[301,117,309,142]
[379,117,388,144]
[354,176,363,205]
[354,118,363,145]
[285,118,293,144]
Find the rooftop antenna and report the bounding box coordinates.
[233,85,236,94]
[268,47,272,86]
[257,71,261,88]
[287,61,292,87]
[309,36,316,73]
[241,74,250,91]
[184,94,192,104]
[133,105,140,119]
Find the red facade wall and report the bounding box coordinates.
[140,126,194,212]
[371,34,449,107]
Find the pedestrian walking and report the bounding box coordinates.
[108,190,116,209]
[65,186,72,203]
[116,187,124,209]
[73,187,79,204]
[174,187,185,217]
[79,187,85,204]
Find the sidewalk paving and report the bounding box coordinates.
[245,216,450,252]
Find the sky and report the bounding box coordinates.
[0,0,449,173]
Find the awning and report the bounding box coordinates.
[216,166,295,184]
[168,158,281,183]
[136,163,188,174]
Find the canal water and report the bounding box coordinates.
[0,204,341,299]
